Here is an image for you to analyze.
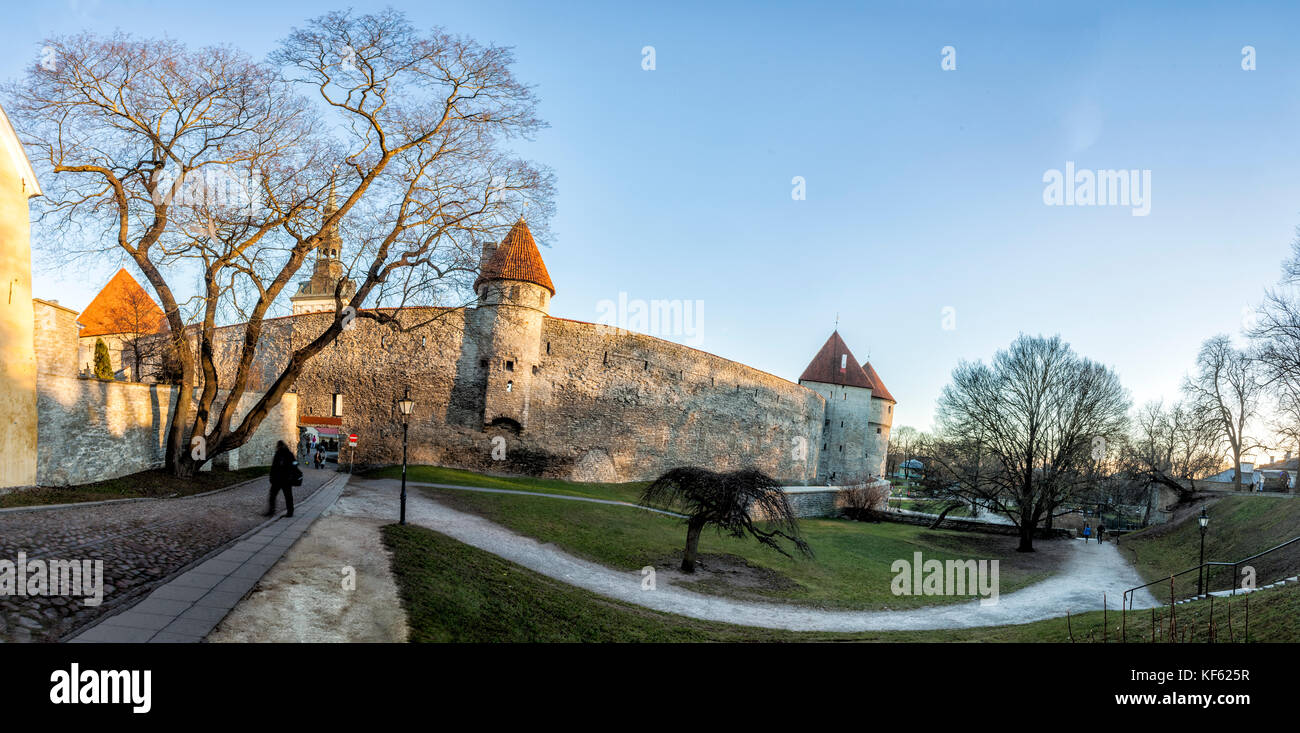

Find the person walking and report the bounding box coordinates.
[1082,523,1092,544]
[1097,522,1106,544]
[265,440,301,518]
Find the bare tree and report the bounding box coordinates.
[928,334,1130,552]
[1183,335,1264,492]
[1250,235,1300,458]
[839,473,890,522]
[1121,399,1224,502]
[886,425,921,478]
[6,9,553,476]
[640,467,813,573]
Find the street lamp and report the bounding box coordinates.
[1197,506,1210,596]
[397,387,415,524]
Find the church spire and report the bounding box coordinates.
[321,181,341,260]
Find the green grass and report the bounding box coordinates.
[363,464,650,503]
[382,523,1300,642]
[1120,496,1300,600]
[892,498,975,517]
[0,466,272,509]
[398,466,1058,610]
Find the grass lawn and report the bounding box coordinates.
[892,498,975,517]
[0,466,272,509]
[382,523,1300,642]
[1119,496,1300,600]
[376,465,1060,610]
[364,464,649,503]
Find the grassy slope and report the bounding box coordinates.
[892,498,975,517]
[383,523,1300,642]
[0,466,272,509]
[365,465,1056,610]
[1119,496,1300,600]
[366,464,649,503]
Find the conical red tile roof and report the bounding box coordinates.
[474,218,555,295]
[798,331,873,389]
[862,361,895,402]
[78,268,166,338]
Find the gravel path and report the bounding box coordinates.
[348,478,1160,632]
[0,469,335,642]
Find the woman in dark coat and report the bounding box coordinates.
[265,440,300,518]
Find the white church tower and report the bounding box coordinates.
[290,187,356,315]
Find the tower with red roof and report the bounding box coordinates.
[471,217,555,432]
[798,330,895,481]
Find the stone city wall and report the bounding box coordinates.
[286,308,828,483]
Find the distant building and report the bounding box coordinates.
[289,188,356,315]
[75,268,167,380]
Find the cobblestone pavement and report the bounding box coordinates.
[0,468,336,642]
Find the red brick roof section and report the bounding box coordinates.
[862,361,895,402]
[473,218,556,295]
[77,268,167,338]
[798,330,874,389]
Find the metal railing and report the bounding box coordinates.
[1121,534,1300,612]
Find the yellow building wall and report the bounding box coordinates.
[0,131,38,488]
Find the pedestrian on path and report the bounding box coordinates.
[1083,523,1092,544]
[265,440,301,518]
[1097,522,1106,544]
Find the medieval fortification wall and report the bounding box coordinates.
[283,305,826,484]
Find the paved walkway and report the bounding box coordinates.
[349,478,1161,632]
[68,473,351,643]
[1,468,338,642]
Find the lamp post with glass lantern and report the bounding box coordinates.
[1197,506,1210,596]
[397,387,415,524]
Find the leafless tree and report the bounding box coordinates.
[927,334,1131,552]
[838,473,890,522]
[1183,335,1264,492]
[640,467,813,573]
[1120,399,1224,503]
[6,9,553,476]
[886,425,922,477]
[1250,234,1300,458]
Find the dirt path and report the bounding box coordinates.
[347,478,1160,632]
[207,507,408,643]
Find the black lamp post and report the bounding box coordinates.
[397,387,415,524]
[1197,506,1210,596]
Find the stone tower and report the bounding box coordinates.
[290,186,356,315]
[472,218,555,432]
[862,361,895,477]
[798,330,878,482]
[0,103,41,488]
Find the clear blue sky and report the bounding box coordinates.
[6,0,1300,435]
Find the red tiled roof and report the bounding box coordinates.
[77,268,166,338]
[798,331,874,389]
[862,361,895,402]
[474,218,555,295]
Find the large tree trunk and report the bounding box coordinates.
[1016,522,1035,552]
[681,518,706,573]
[1016,500,1036,552]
